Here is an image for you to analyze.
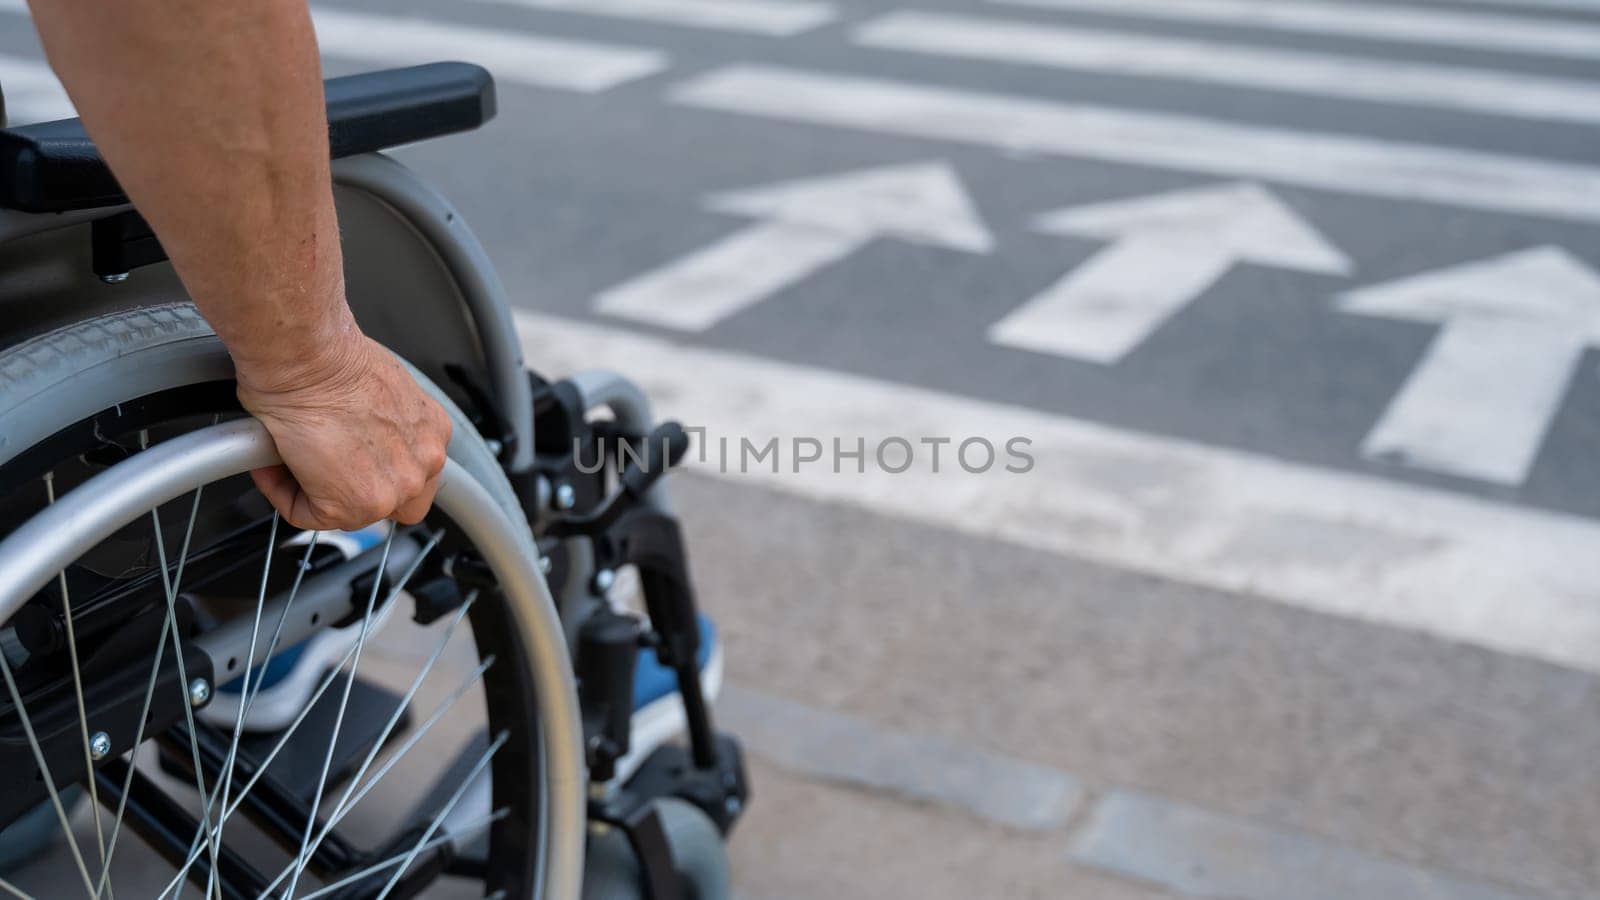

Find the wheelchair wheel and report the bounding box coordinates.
[0,305,584,898]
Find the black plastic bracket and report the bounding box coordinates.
[91,209,167,281]
[625,735,750,836]
[589,792,686,900]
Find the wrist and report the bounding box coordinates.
[231,310,368,397]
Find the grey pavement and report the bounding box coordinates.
[676,471,1600,899]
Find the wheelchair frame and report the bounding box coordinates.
[0,148,748,898]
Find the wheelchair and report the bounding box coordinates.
[0,62,747,898]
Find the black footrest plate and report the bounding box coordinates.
[237,674,410,804]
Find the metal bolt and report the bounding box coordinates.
[90,732,111,761]
[725,796,742,816]
[484,438,503,457]
[538,556,554,575]
[593,569,616,593]
[100,272,130,285]
[188,677,211,708]
[553,483,577,510]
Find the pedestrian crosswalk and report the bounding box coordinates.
[671,64,1600,223]
[309,8,667,93]
[854,10,1600,125]
[468,0,837,36]
[4,0,1600,667]
[990,0,1600,60]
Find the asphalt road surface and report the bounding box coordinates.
[4,0,1600,896]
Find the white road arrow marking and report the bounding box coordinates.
[1340,247,1600,485]
[595,161,993,331]
[990,183,1349,363]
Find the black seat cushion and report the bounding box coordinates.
[0,62,495,214]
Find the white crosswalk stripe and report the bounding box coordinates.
[991,0,1600,60]
[0,54,72,125]
[310,8,667,93]
[468,0,836,36]
[672,65,1600,223]
[517,311,1600,676]
[855,10,1600,125]
[1402,0,1600,11]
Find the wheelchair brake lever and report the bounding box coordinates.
[542,421,689,539]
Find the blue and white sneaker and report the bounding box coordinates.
[199,523,394,733]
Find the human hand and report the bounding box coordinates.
[237,333,452,531]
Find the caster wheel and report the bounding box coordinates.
[583,798,732,900]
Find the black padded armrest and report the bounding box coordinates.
[0,61,496,214]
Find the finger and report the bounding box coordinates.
[252,465,350,531]
[392,471,442,525]
[251,465,311,527]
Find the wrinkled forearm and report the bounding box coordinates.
[27,0,359,391]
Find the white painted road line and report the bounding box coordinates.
[310,8,667,93]
[470,0,836,36]
[991,0,1600,61]
[1340,247,1600,486]
[1409,0,1600,10]
[671,65,1600,225]
[515,312,1600,676]
[1073,791,1538,900]
[991,182,1350,363]
[855,11,1600,126]
[718,686,1083,830]
[596,161,993,330]
[0,54,72,125]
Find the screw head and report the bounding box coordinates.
[538,556,554,575]
[553,483,577,510]
[593,569,616,593]
[90,732,111,761]
[188,678,212,707]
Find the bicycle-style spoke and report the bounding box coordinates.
[147,491,225,900]
[94,486,207,900]
[255,646,495,898]
[0,641,97,897]
[44,472,112,897]
[295,807,510,900]
[158,528,446,900]
[154,625,374,900]
[373,731,508,900]
[0,875,32,900]
[201,512,279,900]
[155,531,321,899]
[255,591,480,896]
[282,528,393,899]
